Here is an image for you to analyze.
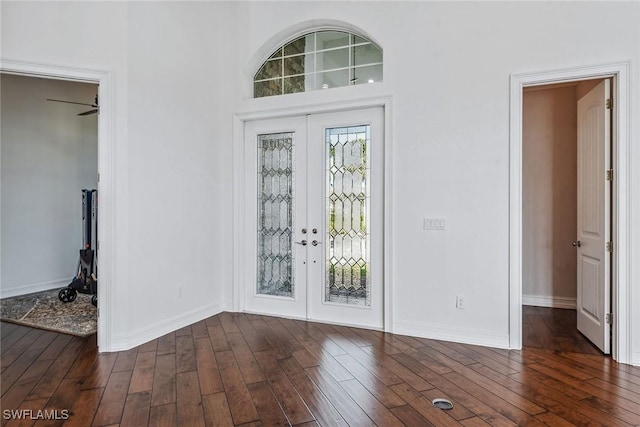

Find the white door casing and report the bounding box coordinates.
[242,108,384,329]
[576,80,611,354]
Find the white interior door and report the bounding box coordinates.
[576,79,611,354]
[243,108,384,329]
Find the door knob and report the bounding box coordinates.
[312,240,322,246]
[295,240,307,246]
[572,240,582,247]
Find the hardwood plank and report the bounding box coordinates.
[279,357,347,427]
[338,378,404,426]
[36,334,73,361]
[219,312,241,334]
[253,350,315,425]
[80,351,118,390]
[226,331,266,384]
[111,347,138,373]
[128,350,156,393]
[3,397,49,427]
[65,337,99,379]
[304,366,374,427]
[1,358,55,411]
[389,404,435,426]
[138,339,158,353]
[156,331,176,356]
[202,392,234,427]
[194,337,224,395]
[460,417,493,426]
[175,334,197,374]
[420,387,476,421]
[26,337,86,400]
[215,349,259,425]
[92,369,133,426]
[65,388,102,427]
[176,371,205,427]
[360,346,434,392]
[1,329,45,365]
[120,391,152,427]
[333,353,405,408]
[390,383,460,427]
[150,353,177,407]
[247,381,291,426]
[207,323,231,352]
[1,348,46,396]
[148,403,176,427]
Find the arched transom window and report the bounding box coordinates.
[254,30,383,98]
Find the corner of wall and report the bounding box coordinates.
[108,299,233,352]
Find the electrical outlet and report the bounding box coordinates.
[456,295,465,309]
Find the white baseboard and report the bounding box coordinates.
[393,319,510,349]
[1,278,70,299]
[523,295,576,309]
[109,300,233,352]
[632,349,640,367]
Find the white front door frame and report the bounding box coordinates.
[0,59,115,351]
[509,62,631,364]
[233,95,394,332]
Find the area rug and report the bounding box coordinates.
[0,289,96,337]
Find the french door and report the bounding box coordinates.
[243,107,384,329]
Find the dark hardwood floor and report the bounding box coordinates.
[2,311,640,426]
[522,305,604,355]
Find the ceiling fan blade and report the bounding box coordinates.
[47,98,94,107]
[77,109,98,116]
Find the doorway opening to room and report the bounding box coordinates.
[240,107,385,330]
[1,71,101,347]
[522,78,613,355]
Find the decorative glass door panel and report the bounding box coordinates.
[326,125,371,306]
[244,108,383,328]
[257,133,295,298]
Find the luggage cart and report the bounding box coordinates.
[59,189,98,306]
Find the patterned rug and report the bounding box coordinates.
[0,289,96,337]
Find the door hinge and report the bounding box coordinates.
[97,173,100,183]
[606,98,613,109]
[606,241,613,253]
[606,313,613,325]
[606,169,613,181]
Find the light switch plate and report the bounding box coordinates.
[423,218,446,230]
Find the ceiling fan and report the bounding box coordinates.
[46,95,98,116]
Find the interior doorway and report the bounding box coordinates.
[1,59,114,351]
[1,73,99,340]
[510,62,632,364]
[242,107,385,329]
[522,78,612,354]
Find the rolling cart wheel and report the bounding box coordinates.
[91,294,97,307]
[67,288,77,302]
[59,288,75,303]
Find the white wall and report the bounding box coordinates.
[2,1,638,362]
[232,1,640,357]
[522,85,577,308]
[1,74,97,298]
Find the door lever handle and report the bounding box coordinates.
[572,240,582,248]
[295,240,307,246]
[312,240,322,246]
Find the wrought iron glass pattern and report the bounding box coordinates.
[254,31,383,98]
[326,125,371,305]
[257,133,295,298]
